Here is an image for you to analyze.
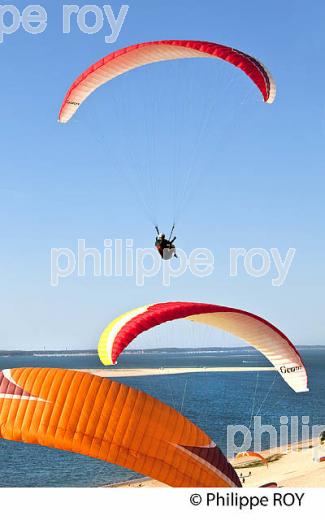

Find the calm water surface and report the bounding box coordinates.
[0,347,323,486]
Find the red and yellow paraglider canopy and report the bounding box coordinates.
[98,302,308,393]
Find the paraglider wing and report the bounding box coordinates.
[235,451,268,467]
[98,302,308,393]
[58,40,276,123]
[0,367,241,488]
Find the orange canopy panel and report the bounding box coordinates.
[0,367,241,487]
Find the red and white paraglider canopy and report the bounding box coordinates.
[59,40,276,123]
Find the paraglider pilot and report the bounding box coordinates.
[155,226,177,259]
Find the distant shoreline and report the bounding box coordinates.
[0,345,322,355]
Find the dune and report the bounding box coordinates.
[241,440,325,487]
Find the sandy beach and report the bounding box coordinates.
[241,441,325,487]
[107,439,325,488]
[81,368,323,488]
[83,367,275,378]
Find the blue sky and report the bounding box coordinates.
[0,0,324,349]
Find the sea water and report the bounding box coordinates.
[0,347,323,487]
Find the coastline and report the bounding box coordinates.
[104,438,325,488]
[79,369,324,488]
